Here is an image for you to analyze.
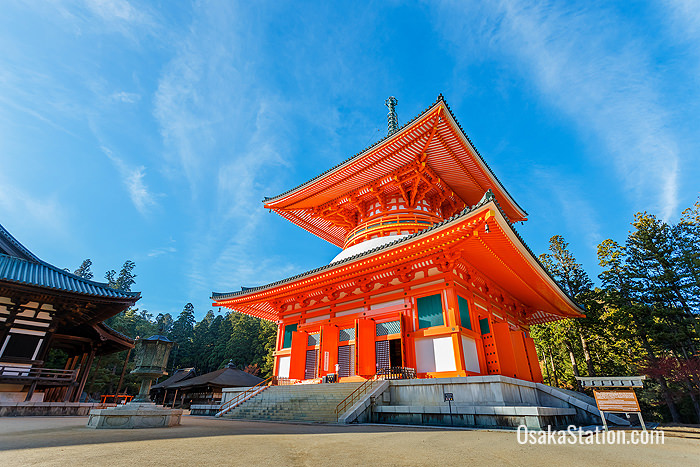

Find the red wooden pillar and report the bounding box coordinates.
[288,330,308,380]
[492,322,517,378]
[356,318,376,377]
[273,323,284,376]
[510,330,531,381]
[319,325,338,377]
[524,336,544,383]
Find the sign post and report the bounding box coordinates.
[576,376,646,432]
[444,392,454,426]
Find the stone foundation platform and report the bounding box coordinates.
[87,402,182,429]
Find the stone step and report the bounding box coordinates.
[222,382,366,422]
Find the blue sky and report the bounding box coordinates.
[1,1,698,320]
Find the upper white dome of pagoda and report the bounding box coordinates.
[330,234,409,264]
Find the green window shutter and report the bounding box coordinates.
[479,317,490,335]
[282,323,297,348]
[339,327,355,342]
[376,320,401,336]
[458,296,471,330]
[417,294,444,329]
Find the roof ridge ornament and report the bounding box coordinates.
[479,189,495,205]
[385,96,398,135]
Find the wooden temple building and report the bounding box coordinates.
[212,95,584,384]
[0,223,139,403]
[153,363,263,408]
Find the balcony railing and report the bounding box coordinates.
[344,211,438,248]
[377,367,417,380]
[0,365,78,385]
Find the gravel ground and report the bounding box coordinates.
[0,416,698,466]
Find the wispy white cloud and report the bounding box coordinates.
[663,0,700,39]
[102,146,158,215]
[434,0,681,220]
[0,174,67,236]
[152,2,300,300]
[35,0,159,42]
[110,91,141,103]
[86,0,144,23]
[147,245,176,258]
[530,167,602,250]
[83,0,157,37]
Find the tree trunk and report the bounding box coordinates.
[641,334,681,423]
[565,340,581,390]
[543,352,552,386]
[548,347,559,387]
[684,380,700,423]
[579,331,596,376]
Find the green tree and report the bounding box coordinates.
[536,235,597,386]
[73,259,93,279]
[105,260,137,292]
[169,303,196,370]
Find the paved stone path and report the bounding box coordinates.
[1,416,698,466]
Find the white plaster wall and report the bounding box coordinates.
[415,336,457,373]
[433,336,457,372]
[277,356,290,378]
[461,335,481,373]
[415,338,435,373]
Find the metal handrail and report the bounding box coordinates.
[215,376,272,417]
[335,378,380,421]
[0,365,78,383]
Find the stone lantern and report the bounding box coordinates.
[87,334,182,429]
[131,335,174,402]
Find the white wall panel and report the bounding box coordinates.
[433,336,457,372]
[277,356,290,378]
[415,338,436,373]
[415,336,457,373]
[461,335,481,373]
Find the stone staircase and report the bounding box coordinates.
[222,382,365,423]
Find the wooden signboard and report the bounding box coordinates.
[593,390,641,413]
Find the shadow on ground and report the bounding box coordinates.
[0,415,453,451]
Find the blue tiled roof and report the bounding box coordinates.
[0,222,139,301]
[0,254,140,300]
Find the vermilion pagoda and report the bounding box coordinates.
[212,96,583,382]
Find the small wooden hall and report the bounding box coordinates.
[0,223,140,403]
[212,96,584,384]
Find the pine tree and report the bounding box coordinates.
[105,260,137,292]
[538,235,597,382]
[73,259,93,279]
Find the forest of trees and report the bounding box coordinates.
[63,199,699,423]
[533,198,700,423]
[54,260,276,398]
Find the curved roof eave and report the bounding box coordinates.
[213,194,580,317]
[262,95,528,220]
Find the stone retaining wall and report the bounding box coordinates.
[0,402,115,417]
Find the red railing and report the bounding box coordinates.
[215,376,272,417]
[344,211,438,248]
[100,394,134,404]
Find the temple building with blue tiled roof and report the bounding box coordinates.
[0,223,140,404]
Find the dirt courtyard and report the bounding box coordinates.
[0,416,698,466]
